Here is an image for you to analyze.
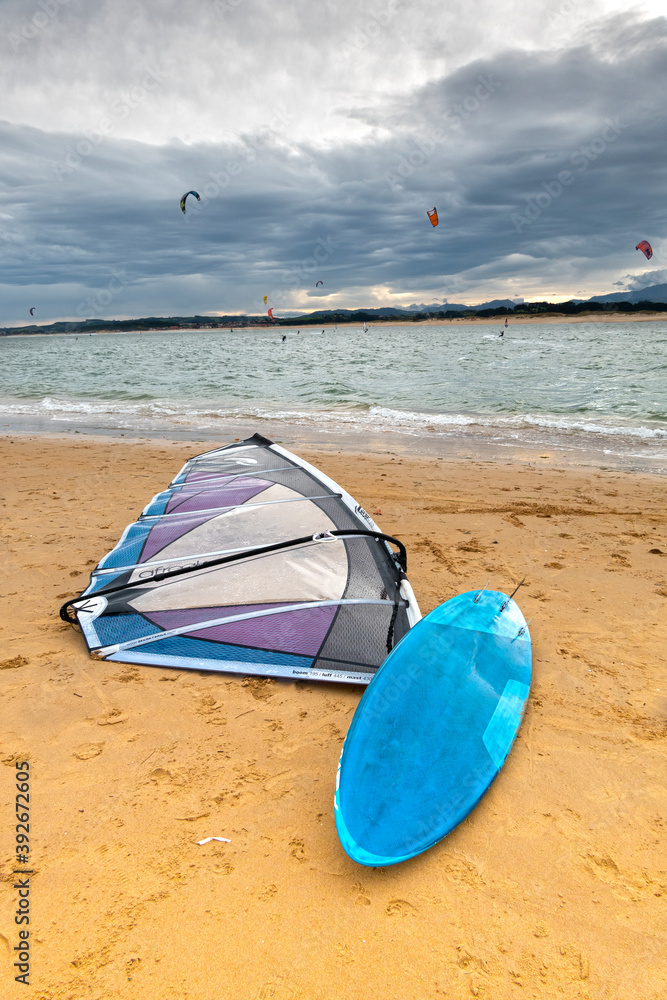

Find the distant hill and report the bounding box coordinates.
[294,307,409,319]
[3,289,667,337]
[404,298,523,313]
[588,283,667,305]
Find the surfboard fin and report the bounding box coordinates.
[511,617,532,642]
[499,577,526,613]
[473,580,490,604]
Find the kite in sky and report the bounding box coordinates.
[263,295,268,304]
[635,240,653,260]
[30,307,35,315]
[180,191,201,214]
[316,281,323,287]
[427,208,438,227]
[268,308,274,320]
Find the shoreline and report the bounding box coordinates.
[1,434,666,1000]
[3,310,667,335]
[1,413,665,476]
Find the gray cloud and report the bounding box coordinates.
[1,5,665,322]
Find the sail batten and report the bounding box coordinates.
[91,598,406,655]
[138,493,342,521]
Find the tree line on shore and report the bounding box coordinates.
[2,299,667,336]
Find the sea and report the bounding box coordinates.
[1,321,666,473]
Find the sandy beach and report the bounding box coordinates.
[280,312,667,328]
[1,433,666,1000]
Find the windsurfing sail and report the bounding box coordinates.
[60,434,421,684]
[635,239,652,260]
[427,207,438,227]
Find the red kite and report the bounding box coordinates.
[635,240,653,260]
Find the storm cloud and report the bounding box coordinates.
[1,0,665,323]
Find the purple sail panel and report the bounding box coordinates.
[139,513,213,562]
[165,479,272,515]
[145,603,337,657]
[169,475,267,497]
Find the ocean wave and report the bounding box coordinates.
[0,395,665,443]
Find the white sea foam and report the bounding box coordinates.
[1,321,665,470]
[0,395,665,443]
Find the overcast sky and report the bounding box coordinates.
[2,0,666,323]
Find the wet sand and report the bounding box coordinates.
[1,434,666,999]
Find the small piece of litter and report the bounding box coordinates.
[198,837,231,845]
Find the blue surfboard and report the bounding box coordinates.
[334,589,531,866]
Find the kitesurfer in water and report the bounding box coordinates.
[282,334,287,342]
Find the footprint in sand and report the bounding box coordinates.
[97,707,128,726]
[289,837,306,861]
[242,677,276,701]
[197,694,225,715]
[0,655,29,670]
[212,862,235,876]
[352,881,371,906]
[73,742,105,760]
[456,538,486,553]
[149,767,185,786]
[256,976,298,998]
[385,898,418,916]
[585,852,657,900]
[112,667,143,684]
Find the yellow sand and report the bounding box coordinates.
[1,435,665,999]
